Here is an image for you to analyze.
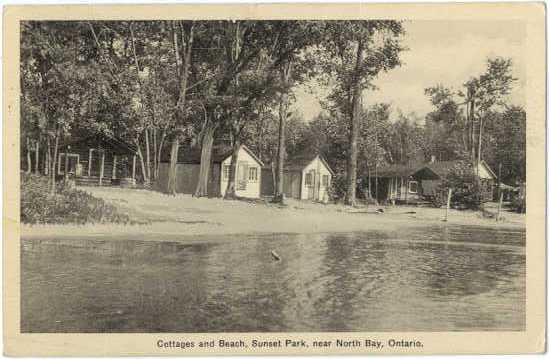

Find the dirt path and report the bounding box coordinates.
[21,187,525,239]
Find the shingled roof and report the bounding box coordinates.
[284,153,335,175]
[161,144,263,166]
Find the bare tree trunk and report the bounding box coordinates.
[50,132,59,195]
[135,138,148,184]
[194,122,216,197]
[25,137,32,174]
[167,21,194,195]
[156,129,166,180]
[273,62,291,204]
[224,136,241,199]
[152,128,157,181]
[34,137,40,174]
[45,136,51,175]
[470,97,476,163]
[145,128,151,182]
[477,115,483,166]
[167,137,179,195]
[345,39,364,206]
[274,94,288,203]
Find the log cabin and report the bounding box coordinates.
[58,133,139,187]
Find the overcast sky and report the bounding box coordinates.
[293,20,526,123]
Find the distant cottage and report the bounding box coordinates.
[262,154,334,201]
[371,159,497,204]
[157,144,264,199]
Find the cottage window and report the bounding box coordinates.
[305,173,312,186]
[248,167,258,182]
[408,180,418,194]
[223,165,230,180]
[322,174,329,186]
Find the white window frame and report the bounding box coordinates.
[58,153,80,175]
[248,167,258,182]
[408,180,418,194]
[322,174,329,186]
[305,172,313,186]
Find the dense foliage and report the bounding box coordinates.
[431,162,482,210]
[21,173,130,224]
[20,21,526,208]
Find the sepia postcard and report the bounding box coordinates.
[3,3,546,356]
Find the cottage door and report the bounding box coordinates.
[307,171,316,200]
[237,162,248,191]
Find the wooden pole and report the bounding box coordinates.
[99,151,105,186]
[444,188,452,222]
[496,192,504,222]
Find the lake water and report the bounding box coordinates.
[21,225,525,332]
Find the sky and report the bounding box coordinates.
[292,20,526,123]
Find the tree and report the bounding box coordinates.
[21,22,92,194]
[317,21,405,205]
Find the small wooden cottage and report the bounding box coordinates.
[371,160,497,204]
[156,144,264,199]
[261,154,334,201]
[58,133,138,187]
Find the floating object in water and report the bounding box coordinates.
[271,250,281,261]
[376,208,384,213]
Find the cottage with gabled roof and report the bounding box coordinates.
[261,154,334,202]
[157,144,264,199]
[371,158,497,204]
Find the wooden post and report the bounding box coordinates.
[99,151,105,186]
[132,155,136,181]
[112,155,117,180]
[88,149,93,176]
[496,192,504,222]
[444,188,452,222]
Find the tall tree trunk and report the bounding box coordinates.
[25,137,32,174]
[273,63,292,203]
[50,131,59,195]
[145,128,151,183]
[45,136,51,175]
[469,97,476,163]
[167,137,179,195]
[194,122,216,197]
[152,128,157,181]
[345,39,364,206]
[167,21,194,195]
[135,138,148,184]
[274,94,288,203]
[34,137,40,174]
[156,129,166,180]
[477,115,483,167]
[224,135,241,199]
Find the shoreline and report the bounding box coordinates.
[21,187,525,241]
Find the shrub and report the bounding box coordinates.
[327,172,347,202]
[21,173,130,224]
[432,161,482,210]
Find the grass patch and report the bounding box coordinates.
[21,173,130,225]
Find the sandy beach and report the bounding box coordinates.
[21,186,526,240]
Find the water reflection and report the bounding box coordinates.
[21,226,525,332]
